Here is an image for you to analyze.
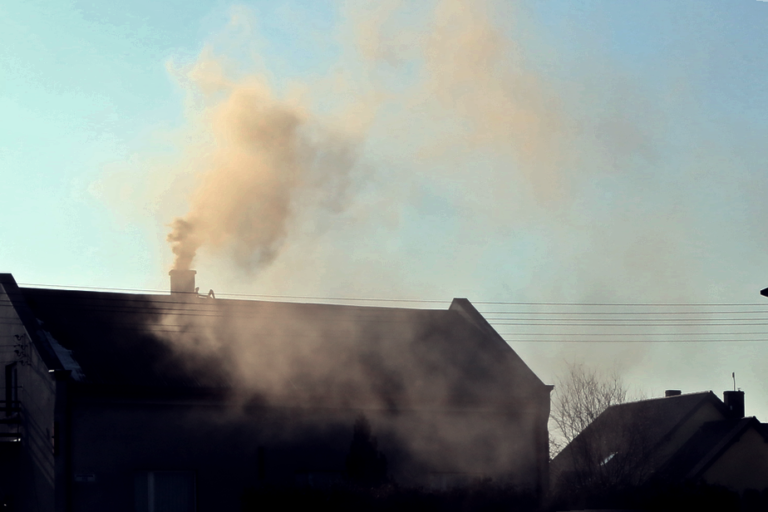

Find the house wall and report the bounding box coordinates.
[701,427,768,493]
[65,393,547,512]
[0,282,57,512]
[0,283,23,507]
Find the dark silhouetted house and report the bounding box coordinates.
[0,272,552,512]
[550,389,768,505]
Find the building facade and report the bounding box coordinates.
[0,272,552,512]
[550,389,768,507]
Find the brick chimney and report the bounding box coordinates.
[723,390,745,418]
[169,270,197,296]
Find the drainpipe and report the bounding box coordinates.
[540,384,554,505]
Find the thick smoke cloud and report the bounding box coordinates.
[166,48,359,271]
[152,0,732,398]
[149,296,546,482]
[135,0,768,479]
[165,0,580,273]
[152,0,687,410]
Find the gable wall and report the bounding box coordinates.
[3,288,551,509]
[654,401,726,467]
[701,427,768,493]
[0,281,57,512]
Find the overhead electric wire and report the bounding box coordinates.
[3,294,768,318]
[499,331,768,336]
[481,310,768,315]
[15,282,768,307]
[474,301,768,306]
[497,338,768,343]
[8,291,768,322]
[484,317,768,322]
[5,301,768,324]
[3,281,768,344]
[16,283,451,304]
[490,322,768,327]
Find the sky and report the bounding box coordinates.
[2,1,768,420]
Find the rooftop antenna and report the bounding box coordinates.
[732,372,736,392]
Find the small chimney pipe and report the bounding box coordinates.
[723,390,745,418]
[169,270,197,296]
[665,390,682,397]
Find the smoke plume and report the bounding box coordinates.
[165,1,581,274]
[166,48,359,271]
[152,0,671,402]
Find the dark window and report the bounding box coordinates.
[5,363,17,416]
[135,471,196,512]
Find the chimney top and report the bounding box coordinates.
[169,269,197,296]
[665,390,682,397]
[723,390,745,418]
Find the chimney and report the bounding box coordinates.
[169,270,197,296]
[665,390,682,397]
[723,390,745,418]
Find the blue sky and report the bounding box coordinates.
[3,1,768,418]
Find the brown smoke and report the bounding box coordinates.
[345,0,571,201]
[143,0,729,481]
[156,0,678,398]
[165,1,579,274]
[422,0,567,196]
[166,49,358,271]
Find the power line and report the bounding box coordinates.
[498,338,768,343]
[481,310,768,315]
[489,322,768,326]
[475,301,767,306]
[485,317,768,322]
[16,283,450,304]
[4,299,768,328]
[499,331,768,336]
[3,282,768,344]
[4,296,766,320]
[15,282,768,307]
[10,290,768,321]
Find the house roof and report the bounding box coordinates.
[550,391,732,484]
[1,274,548,408]
[587,392,731,450]
[654,416,768,483]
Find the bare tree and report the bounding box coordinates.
[550,362,628,458]
[549,363,653,507]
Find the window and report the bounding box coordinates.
[135,471,196,512]
[600,452,617,466]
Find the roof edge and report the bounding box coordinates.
[685,417,762,480]
[449,298,549,389]
[0,273,64,371]
[553,391,727,469]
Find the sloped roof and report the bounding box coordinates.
[4,277,547,408]
[588,392,730,451]
[551,392,731,485]
[655,417,767,483]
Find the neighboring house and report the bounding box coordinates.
[0,271,553,512]
[550,389,768,502]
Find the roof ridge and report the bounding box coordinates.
[19,286,451,312]
[609,390,713,408]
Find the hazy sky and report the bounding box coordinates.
[3,1,768,419]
